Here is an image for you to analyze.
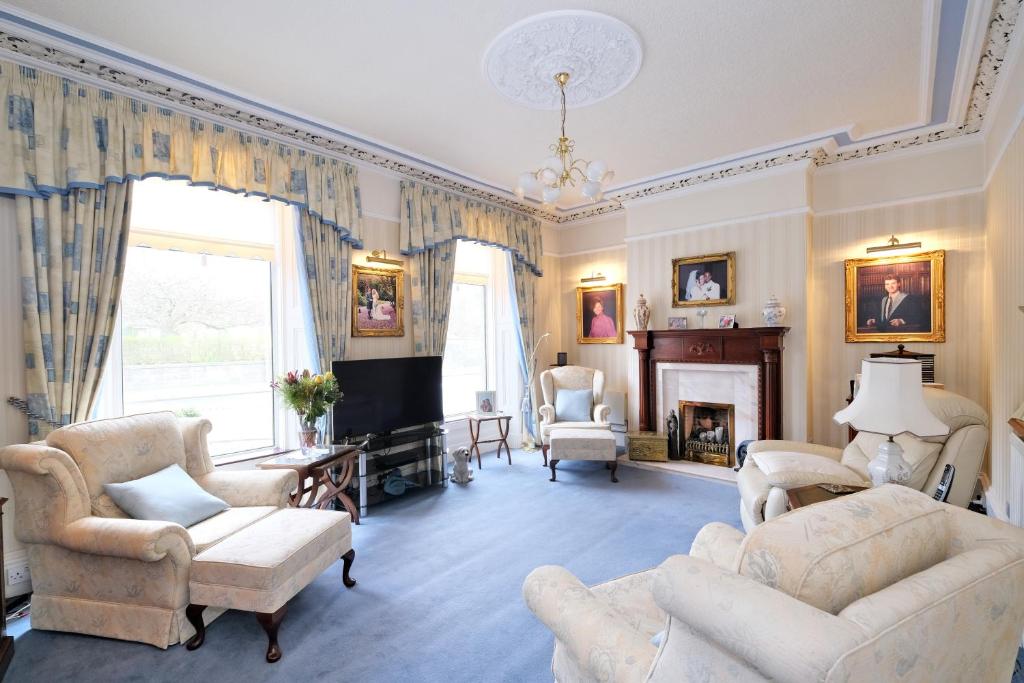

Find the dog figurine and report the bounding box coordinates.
[450,447,473,484]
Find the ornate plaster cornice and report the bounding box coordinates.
[0,0,1018,225]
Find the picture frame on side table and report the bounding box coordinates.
[577,283,624,344]
[844,250,945,343]
[672,252,736,307]
[475,391,497,415]
[352,264,404,337]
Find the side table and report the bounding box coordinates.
[467,413,512,467]
[786,484,869,511]
[259,446,360,524]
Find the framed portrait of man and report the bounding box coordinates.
[844,249,945,343]
[672,252,735,307]
[351,264,405,337]
[577,283,624,344]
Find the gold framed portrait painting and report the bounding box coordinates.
[844,249,945,343]
[351,264,404,337]
[672,252,736,307]
[577,283,623,344]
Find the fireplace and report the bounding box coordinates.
[679,401,735,467]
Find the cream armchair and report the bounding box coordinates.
[0,411,297,648]
[539,365,611,465]
[524,485,1024,682]
[738,388,988,531]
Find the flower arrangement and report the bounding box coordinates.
[271,370,342,449]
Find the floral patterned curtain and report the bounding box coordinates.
[298,210,351,370]
[0,61,362,245]
[17,181,132,437]
[410,241,457,356]
[400,180,543,275]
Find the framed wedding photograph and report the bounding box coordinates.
[577,283,624,344]
[351,264,404,337]
[718,314,736,329]
[672,252,735,307]
[475,390,497,415]
[844,249,945,343]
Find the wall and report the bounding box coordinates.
[985,118,1024,521]
[810,193,989,447]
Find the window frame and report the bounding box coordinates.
[441,271,492,420]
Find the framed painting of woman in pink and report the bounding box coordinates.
[576,283,624,344]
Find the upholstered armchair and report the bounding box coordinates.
[524,485,1024,682]
[0,412,297,648]
[738,388,988,531]
[538,366,611,465]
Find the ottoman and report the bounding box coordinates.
[548,428,618,483]
[185,507,355,662]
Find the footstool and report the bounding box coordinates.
[548,428,618,483]
[185,507,356,662]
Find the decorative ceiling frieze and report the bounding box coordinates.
[0,0,1018,225]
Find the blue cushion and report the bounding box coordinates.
[555,388,593,422]
[103,464,229,528]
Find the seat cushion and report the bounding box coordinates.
[549,428,616,461]
[752,451,871,489]
[541,421,605,439]
[187,506,277,553]
[47,412,187,517]
[555,389,593,422]
[189,508,352,613]
[735,485,950,614]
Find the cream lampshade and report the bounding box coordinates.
[833,358,949,486]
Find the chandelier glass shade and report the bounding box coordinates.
[514,72,614,206]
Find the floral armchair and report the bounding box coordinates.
[524,485,1024,682]
[538,366,611,465]
[0,411,296,648]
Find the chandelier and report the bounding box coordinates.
[513,72,614,205]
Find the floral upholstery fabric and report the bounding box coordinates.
[186,506,277,554]
[548,428,616,461]
[751,451,871,489]
[539,367,611,444]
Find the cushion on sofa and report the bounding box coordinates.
[104,464,229,528]
[555,389,593,422]
[734,485,950,614]
[751,451,870,489]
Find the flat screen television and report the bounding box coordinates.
[331,356,443,439]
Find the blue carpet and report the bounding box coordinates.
[7,455,740,682]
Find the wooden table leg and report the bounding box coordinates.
[256,605,287,663]
[311,460,361,524]
[498,417,512,465]
[469,419,482,468]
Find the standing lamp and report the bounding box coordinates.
[833,358,949,486]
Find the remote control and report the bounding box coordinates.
[933,464,955,502]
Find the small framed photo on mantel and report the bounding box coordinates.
[718,314,737,329]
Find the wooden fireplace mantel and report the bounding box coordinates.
[629,327,789,438]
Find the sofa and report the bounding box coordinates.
[523,485,1024,682]
[0,412,311,648]
[738,388,988,531]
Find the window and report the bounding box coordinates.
[97,178,308,457]
[442,242,494,416]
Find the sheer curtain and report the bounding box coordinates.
[16,181,133,437]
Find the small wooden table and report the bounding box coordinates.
[467,413,512,467]
[259,446,360,524]
[786,484,869,511]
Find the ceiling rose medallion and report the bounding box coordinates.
[483,10,642,206]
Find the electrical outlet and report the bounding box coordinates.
[6,564,29,585]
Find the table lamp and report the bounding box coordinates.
[833,358,949,486]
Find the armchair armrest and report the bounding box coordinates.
[593,403,610,425]
[195,469,297,508]
[539,404,555,425]
[523,565,657,683]
[688,522,744,570]
[750,451,870,490]
[653,555,864,682]
[747,440,843,461]
[58,516,194,563]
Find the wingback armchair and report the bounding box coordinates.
[523,485,1024,682]
[738,388,988,531]
[539,366,611,464]
[0,411,297,648]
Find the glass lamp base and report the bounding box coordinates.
[868,438,912,486]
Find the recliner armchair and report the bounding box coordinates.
[738,388,988,531]
[538,365,611,465]
[523,485,1024,682]
[0,411,298,648]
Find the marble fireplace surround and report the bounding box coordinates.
[657,363,759,448]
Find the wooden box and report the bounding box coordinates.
[627,431,668,462]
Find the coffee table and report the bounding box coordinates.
[259,445,360,523]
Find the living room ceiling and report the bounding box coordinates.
[0,0,980,215]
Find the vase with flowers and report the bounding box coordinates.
[271,369,343,453]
